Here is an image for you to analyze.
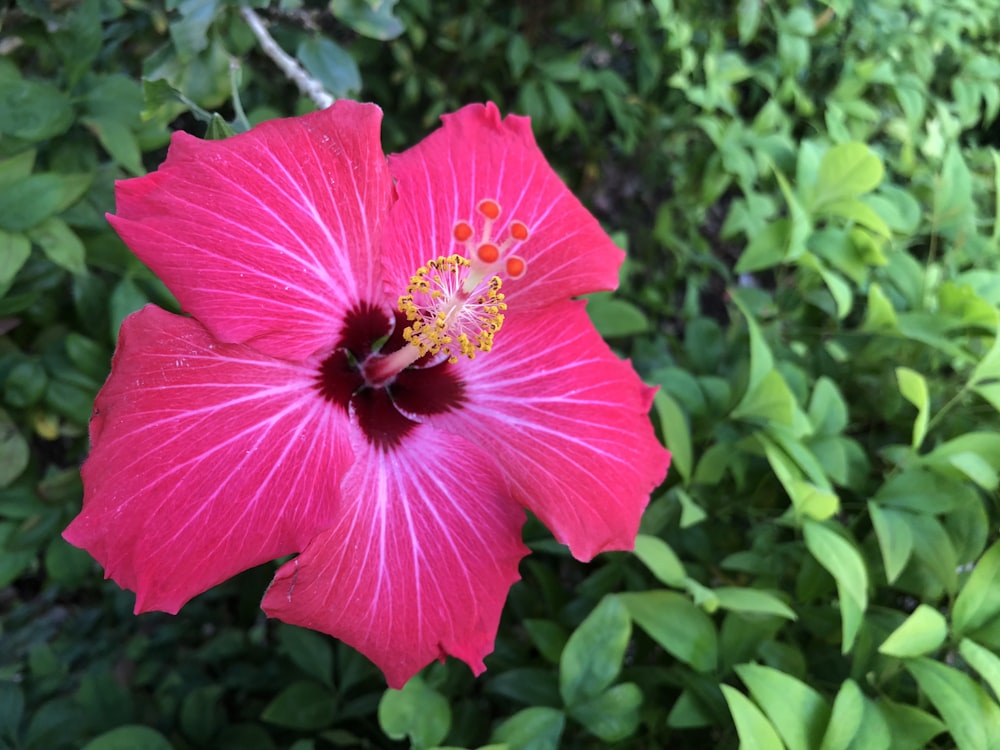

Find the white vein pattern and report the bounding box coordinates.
[379,105,621,312]
[70,308,351,613]
[111,105,390,362]
[264,428,527,688]
[431,300,665,560]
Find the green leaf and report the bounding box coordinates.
[812,142,884,209]
[0,230,30,293]
[0,681,24,738]
[27,217,86,275]
[868,503,913,584]
[261,680,335,731]
[80,725,173,750]
[878,604,948,657]
[895,368,929,449]
[720,685,785,750]
[490,706,565,750]
[633,534,686,588]
[277,625,334,687]
[953,538,1000,635]
[712,588,797,620]
[329,0,404,40]
[959,639,1000,702]
[0,410,29,488]
[654,390,692,483]
[676,487,708,527]
[297,37,361,99]
[559,594,630,706]
[905,658,1000,750]
[205,113,236,140]
[0,76,74,141]
[818,679,864,750]
[803,521,868,651]
[82,116,145,176]
[567,682,642,742]
[735,218,790,272]
[586,294,650,337]
[620,590,718,672]
[876,698,946,750]
[0,173,93,231]
[378,675,450,750]
[735,663,830,750]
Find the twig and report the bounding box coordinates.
[239,6,334,109]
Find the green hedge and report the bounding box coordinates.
[3,0,1000,748]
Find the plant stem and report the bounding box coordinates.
[239,6,334,109]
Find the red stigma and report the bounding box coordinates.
[477,199,501,220]
[510,221,529,241]
[477,243,500,263]
[453,221,473,242]
[505,256,526,279]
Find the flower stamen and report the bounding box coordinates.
[398,255,507,364]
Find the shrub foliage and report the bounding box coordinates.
[3,0,1000,748]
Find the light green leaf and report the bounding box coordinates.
[559,595,630,707]
[633,534,686,588]
[895,368,929,449]
[803,521,868,650]
[812,142,884,209]
[818,680,864,750]
[735,663,829,750]
[953,539,1000,635]
[959,639,1000,702]
[81,116,145,176]
[378,676,450,750]
[879,604,948,657]
[720,685,786,750]
[676,487,707,527]
[712,588,797,620]
[905,658,1000,750]
[876,698,946,750]
[620,590,718,672]
[735,218,790,273]
[655,390,691,483]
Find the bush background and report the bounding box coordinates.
[4,0,1000,748]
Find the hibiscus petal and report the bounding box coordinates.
[64,305,351,614]
[382,102,622,308]
[262,427,528,689]
[430,300,670,561]
[109,101,392,362]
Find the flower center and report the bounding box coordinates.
[400,198,529,363]
[365,199,530,384]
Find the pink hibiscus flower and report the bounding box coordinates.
[64,101,670,688]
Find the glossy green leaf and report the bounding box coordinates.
[896,368,929,449]
[559,594,630,706]
[620,590,718,672]
[959,639,1000,702]
[329,0,404,40]
[0,409,29,489]
[812,142,884,209]
[0,230,30,293]
[586,294,650,337]
[277,625,334,688]
[0,76,74,141]
[818,679,864,750]
[878,604,948,657]
[0,173,92,231]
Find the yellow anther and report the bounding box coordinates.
[398,254,507,363]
